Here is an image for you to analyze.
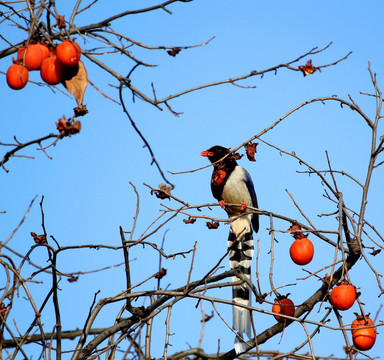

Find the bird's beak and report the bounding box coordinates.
[200,150,214,157]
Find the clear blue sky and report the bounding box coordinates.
[1,1,383,358]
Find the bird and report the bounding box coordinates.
[201,145,259,354]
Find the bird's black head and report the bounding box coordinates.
[200,145,232,164]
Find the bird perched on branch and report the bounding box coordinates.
[201,145,259,354]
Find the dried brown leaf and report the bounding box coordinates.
[231,152,243,161]
[201,311,214,322]
[370,248,381,256]
[154,268,167,279]
[183,217,196,224]
[151,183,172,199]
[63,61,88,106]
[56,15,66,29]
[167,47,181,57]
[299,59,317,76]
[56,116,81,136]
[56,116,67,133]
[74,105,88,117]
[31,232,47,244]
[245,142,258,161]
[206,221,219,229]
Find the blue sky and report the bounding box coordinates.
[1,1,384,358]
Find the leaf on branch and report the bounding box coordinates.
[67,276,79,283]
[370,248,381,256]
[56,116,81,136]
[56,15,66,29]
[74,105,88,117]
[201,310,214,322]
[231,152,243,161]
[245,142,258,161]
[183,217,196,224]
[151,183,172,200]
[31,232,47,244]
[299,59,317,76]
[154,268,167,279]
[206,221,219,229]
[62,61,88,107]
[167,47,181,57]
[154,191,170,200]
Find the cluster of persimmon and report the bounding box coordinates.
[273,224,377,351]
[272,224,310,325]
[330,280,376,351]
[6,39,81,90]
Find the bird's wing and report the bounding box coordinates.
[244,170,259,233]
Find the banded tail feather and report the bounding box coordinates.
[228,215,254,354]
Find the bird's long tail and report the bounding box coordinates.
[228,215,254,354]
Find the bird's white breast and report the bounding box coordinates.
[221,166,252,207]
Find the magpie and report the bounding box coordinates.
[201,145,259,354]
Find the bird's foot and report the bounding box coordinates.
[219,200,226,209]
[240,202,248,211]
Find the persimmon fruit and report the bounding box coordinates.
[352,315,376,351]
[56,40,81,67]
[330,280,356,311]
[6,64,29,90]
[289,237,314,265]
[272,295,295,323]
[40,56,66,85]
[17,44,44,70]
[36,42,50,62]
